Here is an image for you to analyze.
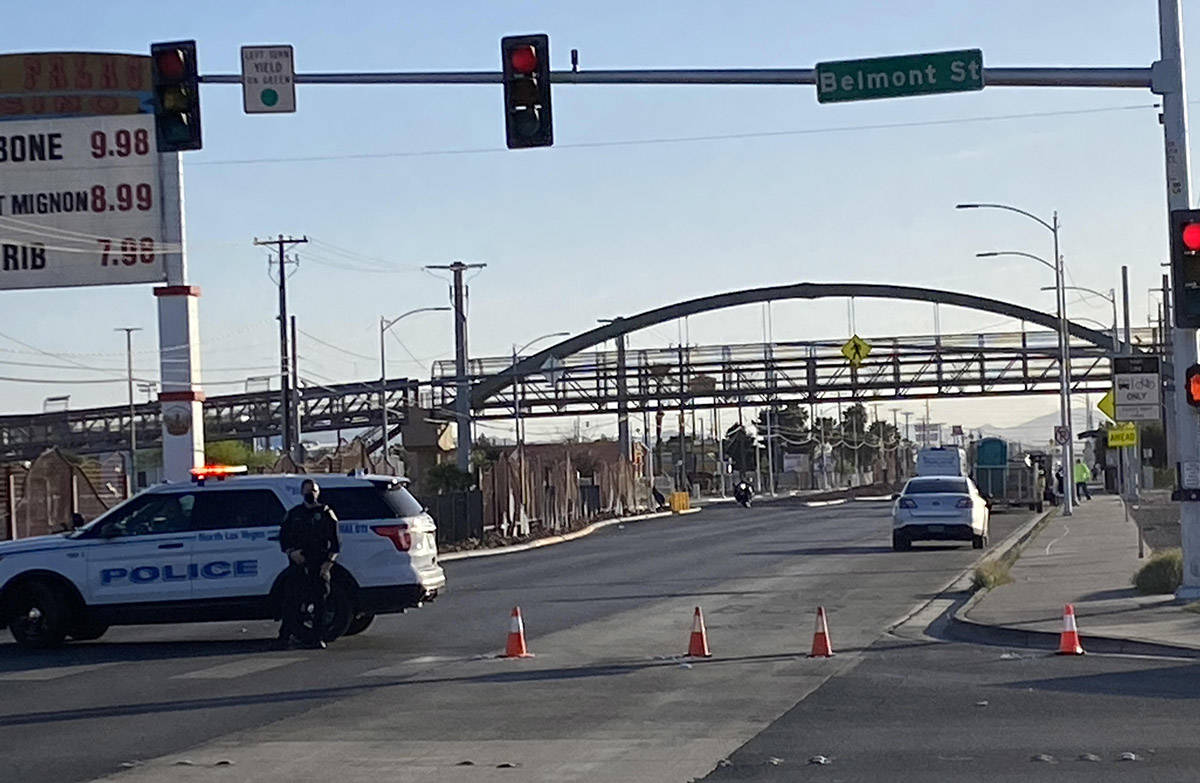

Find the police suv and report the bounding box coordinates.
[0,469,446,648]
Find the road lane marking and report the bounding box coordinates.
[805,499,848,508]
[1044,524,1071,555]
[173,657,304,680]
[0,663,116,681]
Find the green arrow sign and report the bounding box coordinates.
[816,49,984,104]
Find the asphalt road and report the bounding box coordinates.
[0,497,1031,783]
[700,636,1200,782]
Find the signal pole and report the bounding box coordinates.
[253,234,307,456]
[426,261,486,471]
[1157,0,1200,597]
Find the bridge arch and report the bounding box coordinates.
[470,282,1118,406]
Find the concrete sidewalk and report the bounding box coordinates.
[958,494,1200,656]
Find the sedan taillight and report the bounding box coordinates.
[956,498,973,508]
[898,498,917,508]
[372,524,412,551]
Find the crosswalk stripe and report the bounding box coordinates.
[173,656,304,680]
[359,655,455,676]
[0,663,116,681]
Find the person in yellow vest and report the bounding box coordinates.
[1073,457,1092,502]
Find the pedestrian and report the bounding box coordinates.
[1054,466,1064,498]
[1073,457,1092,502]
[277,478,341,649]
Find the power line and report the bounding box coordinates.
[164,102,1159,169]
[297,328,377,362]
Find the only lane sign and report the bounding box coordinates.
[816,49,984,104]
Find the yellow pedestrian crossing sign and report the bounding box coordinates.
[1097,389,1116,422]
[841,334,871,368]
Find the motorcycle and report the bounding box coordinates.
[733,482,753,508]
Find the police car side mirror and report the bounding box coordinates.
[71,512,86,529]
[891,493,901,501]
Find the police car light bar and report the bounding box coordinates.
[190,464,248,482]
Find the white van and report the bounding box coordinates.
[915,447,970,478]
[0,470,445,648]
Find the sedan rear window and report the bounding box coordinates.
[905,479,968,494]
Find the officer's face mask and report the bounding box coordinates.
[303,491,318,505]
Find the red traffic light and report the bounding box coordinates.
[1182,223,1200,252]
[155,49,187,80]
[509,45,538,74]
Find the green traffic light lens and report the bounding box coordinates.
[161,116,193,143]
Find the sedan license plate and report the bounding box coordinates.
[927,525,945,533]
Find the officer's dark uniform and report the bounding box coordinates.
[278,494,340,645]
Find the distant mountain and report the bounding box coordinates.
[972,406,1103,450]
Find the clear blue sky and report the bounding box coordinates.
[0,0,1190,437]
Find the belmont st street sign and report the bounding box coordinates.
[816,49,984,103]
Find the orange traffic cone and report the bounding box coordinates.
[686,606,712,657]
[809,606,834,658]
[503,606,534,658]
[1056,603,1085,655]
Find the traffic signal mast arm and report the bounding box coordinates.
[196,67,1152,88]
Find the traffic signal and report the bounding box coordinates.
[150,40,202,152]
[1170,209,1200,327]
[1187,364,1200,407]
[501,34,552,149]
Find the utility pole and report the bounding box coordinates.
[254,234,307,456]
[115,327,142,496]
[902,411,912,443]
[426,261,486,472]
[290,315,301,455]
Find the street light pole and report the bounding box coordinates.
[1043,284,1120,352]
[379,307,451,473]
[115,327,142,497]
[963,202,1074,517]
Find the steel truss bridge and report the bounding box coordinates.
[432,327,1160,421]
[0,379,417,461]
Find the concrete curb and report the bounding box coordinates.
[945,507,1200,658]
[440,507,702,562]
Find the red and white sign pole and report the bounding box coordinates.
[154,152,204,480]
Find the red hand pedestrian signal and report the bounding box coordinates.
[1187,364,1200,408]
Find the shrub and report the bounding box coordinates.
[1132,548,1183,595]
[971,559,1013,592]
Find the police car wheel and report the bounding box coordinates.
[321,582,354,641]
[10,581,71,649]
[343,612,375,637]
[67,621,109,642]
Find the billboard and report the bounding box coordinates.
[0,113,169,289]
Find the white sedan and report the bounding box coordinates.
[891,476,990,551]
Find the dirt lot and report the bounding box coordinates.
[1129,489,1181,551]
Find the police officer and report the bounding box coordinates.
[277,479,340,649]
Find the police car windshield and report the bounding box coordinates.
[66,493,141,538]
